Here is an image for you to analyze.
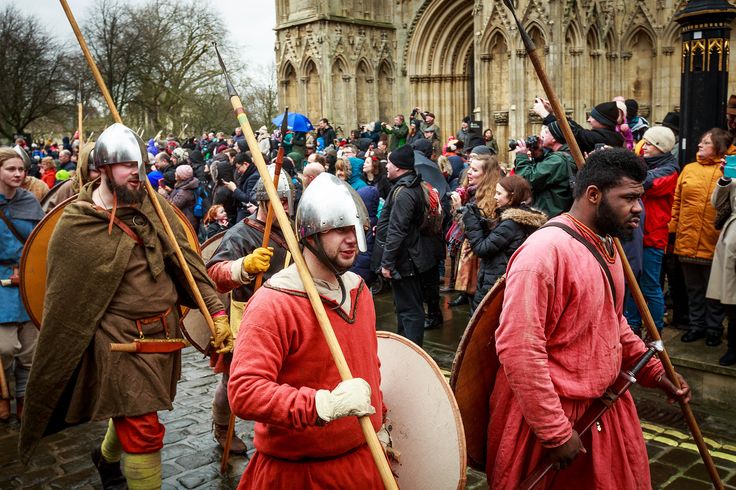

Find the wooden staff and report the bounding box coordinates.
[59,0,218,344]
[501,0,723,488]
[214,45,397,489]
[78,82,84,147]
[219,108,289,471]
[0,358,9,401]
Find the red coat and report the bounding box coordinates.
[228,267,384,489]
[41,168,56,189]
[641,153,679,249]
[487,214,664,489]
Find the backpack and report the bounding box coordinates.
[192,182,210,219]
[390,179,444,236]
[418,181,444,236]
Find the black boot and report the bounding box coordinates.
[424,312,443,330]
[91,446,127,490]
[449,294,468,307]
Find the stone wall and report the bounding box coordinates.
[275,0,736,161]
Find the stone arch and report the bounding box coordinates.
[377,60,395,123]
[331,56,350,132]
[624,28,655,117]
[405,0,473,135]
[303,58,322,122]
[585,26,603,114]
[563,23,581,109]
[356,59,374,126]
[281,61,298,113]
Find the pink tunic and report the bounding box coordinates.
[228,268,384,489]
[487,214,664,489]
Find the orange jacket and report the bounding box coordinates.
[669,146,736,260]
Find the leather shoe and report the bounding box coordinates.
[719,351,736,366]
[91,446,127,490]
[706,332,723,347]
[681,329,706,343]
[449,294,468,307]
[214,423,247,454]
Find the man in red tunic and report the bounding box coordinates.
[228,173,384,489]
[487,148,691,489]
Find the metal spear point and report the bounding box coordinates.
[213,44,398,490]
[501,0,724,488]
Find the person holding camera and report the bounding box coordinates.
[533,98,624,153]
[513,122,576,218]
[381,115,408,151]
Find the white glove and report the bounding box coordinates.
[315,378,376,423]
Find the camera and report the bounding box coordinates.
[508,135,540,151]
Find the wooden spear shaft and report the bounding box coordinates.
[215,47,397,490]
[78,102,84,147]
[220,110,287,471]
[59,0,217,340]
[501,0,722,488]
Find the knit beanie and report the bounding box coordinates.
[625,99,639,119]
[388,144,415,169]
[546,121,566,144]
[642,126,676,154]
[470,145,492,155]
[590,102,619,128]
[175,164,193,180]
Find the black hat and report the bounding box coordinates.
[411,138,433,158]
[590,101,619,128]
[389,144,415,169]
[470,145,492,155]
[659,112,680,134]
[547,121,566,144]
[625,99,639,119]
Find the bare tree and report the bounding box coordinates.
[0,5,66,141]
[242,62,279,131]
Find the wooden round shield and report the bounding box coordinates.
[377,331,467,489]
[449,277,506,472]
[180,231,228,354]
[20,196,201,328]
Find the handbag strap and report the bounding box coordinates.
[0,207,28,244]
[541,221,617,304]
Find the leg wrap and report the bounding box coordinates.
[101,419,123,463]
[212,373,231,426]
[123,451,161,490]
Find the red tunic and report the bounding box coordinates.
[228,267,384,489]
[486,214,664,489]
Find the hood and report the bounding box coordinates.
[176,177,199,190]
[500,205,548,229]
[357,185,380,220]
[189,149,205,165]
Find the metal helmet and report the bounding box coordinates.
[253,164,296,215]
[93,123,149,170]
[13,145,31,170]
[296,173,369,252]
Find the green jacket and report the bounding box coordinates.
[382,122,409,150]
[514,146,575,218]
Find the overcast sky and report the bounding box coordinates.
[19,0,277,68]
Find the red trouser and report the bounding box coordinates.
[112,413,165,454]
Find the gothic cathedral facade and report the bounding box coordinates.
[275,0,734,158]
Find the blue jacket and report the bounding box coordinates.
[0,190,43,323]
[350,186,380,284]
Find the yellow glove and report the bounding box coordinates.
[242,247,274,274]
[212,314,234,354]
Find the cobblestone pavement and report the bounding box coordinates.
[2,345,735,489]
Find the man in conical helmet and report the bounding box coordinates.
[205,165,294,454]
[19,123,233,489]
[228,173,386,488]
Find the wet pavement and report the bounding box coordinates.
[1,288,735,488]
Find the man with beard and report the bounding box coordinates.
[228,173,385,488]
[18,123,233,490]
[485,148,691,489]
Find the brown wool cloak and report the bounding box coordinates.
[18,182,222,463]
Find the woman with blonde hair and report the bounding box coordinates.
[448,152,504,306]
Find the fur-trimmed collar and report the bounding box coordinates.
[499,206,548,228]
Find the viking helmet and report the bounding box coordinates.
[93,123,149,170]
[13,145,31,170]
[253,165,296,215]
[296,173,369,252]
